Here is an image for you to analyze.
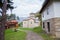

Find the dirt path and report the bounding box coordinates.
[25,31,44,40]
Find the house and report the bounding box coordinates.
[23,13,40,28]
[40,0,60,38]
[5,20,18,29]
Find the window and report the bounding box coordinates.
[47,8,49,15]
[43,22,45,28]
[43,14,44,17]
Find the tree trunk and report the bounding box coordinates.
[0,0,7,40]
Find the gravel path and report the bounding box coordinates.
[25,31,44,40]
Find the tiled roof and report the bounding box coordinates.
[23,18,35,21]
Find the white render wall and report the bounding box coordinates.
[23,19,40,28]
[23,21,28,28]
[34,22,40,27]
[54,2,60,17]
[42,2,55,21]
[42,2,60,21]
[28,19,34,28]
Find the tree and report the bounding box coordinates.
[6,14,10,21]
[35,13,41,21]
[9,6,14,14]
[18,22,23,27]
[35,12,42,26]
[9,14,16,20]
[0,0,8,40]
[0,0,14,12]
[0,0,14,40]
[17,16,20,21]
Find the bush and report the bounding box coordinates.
[33,26,44,33]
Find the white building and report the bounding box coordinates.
[23,13,40,28]
[40,0,60,38]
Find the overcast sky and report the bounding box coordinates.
[7,0,44,17]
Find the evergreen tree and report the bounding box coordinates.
[0,0,14,40]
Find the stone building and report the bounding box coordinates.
[40,0,60,38]
[23,13,40,28]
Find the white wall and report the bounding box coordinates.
[23,21,28,28]
[34,22,40,27]
[42,2,60,21]
[42,3,55,21]
[23,19,40,28]
[28,19,34,28]
[54,2,60,17]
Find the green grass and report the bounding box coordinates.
[5,29,26,40]
[33,26,54,40]
[19,27,33,31]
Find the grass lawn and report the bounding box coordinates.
[33,26,54,40]
[5,29,26,40]
[19,27,33,31]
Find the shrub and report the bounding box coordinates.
[33,26,44,33]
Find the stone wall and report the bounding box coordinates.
[42,18,60,38]
[54,18,60,38]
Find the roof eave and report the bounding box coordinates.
[39,0,50,13]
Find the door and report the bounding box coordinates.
[43,22,45,28]
[47,22,50,32]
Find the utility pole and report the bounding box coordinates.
[0,0,7,40]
